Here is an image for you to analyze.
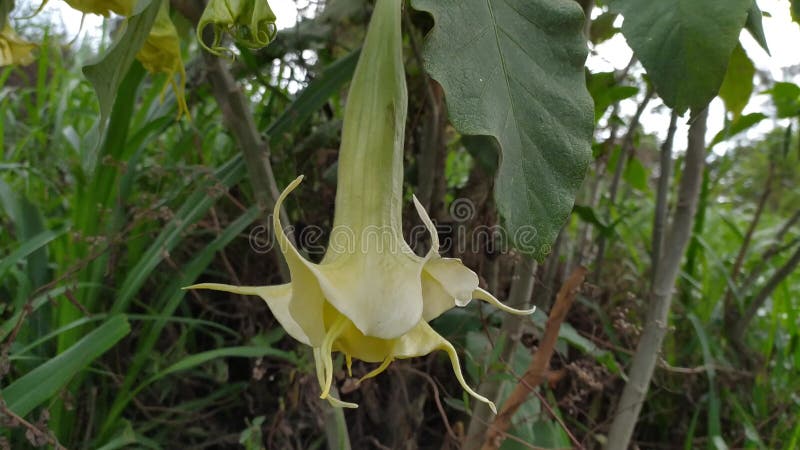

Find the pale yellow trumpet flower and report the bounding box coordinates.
[187,0,533,411]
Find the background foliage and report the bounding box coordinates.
[1,0,799,449]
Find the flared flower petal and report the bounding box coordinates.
[273,176,427,340]
[0,23,36,67]
[271,176,331,347]
[185,283,310,345]
[197,0,277,55]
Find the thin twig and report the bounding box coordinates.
[397,365,459,443]
[723,162,775,327]
[738,211,800,294]
[482,266,588,450]
[651,111,679,283]
[731,243,800,344]
[595,88,654,280]
[0,402,67,449]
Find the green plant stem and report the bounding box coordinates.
[606,108,708,450]
[651,110,679,284]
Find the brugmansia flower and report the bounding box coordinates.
[0,22,36,67]
[197,0,277,55]
[63,0,134,16]
[188,0,533,411]
[136,0,189,118]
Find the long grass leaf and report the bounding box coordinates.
[2,315,130,417]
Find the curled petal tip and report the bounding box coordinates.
[473,288,536,315]
[489,402,498,415]
[327,397,359,409]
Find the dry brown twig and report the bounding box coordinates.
[0,402,67,449]
[481,266,588,450]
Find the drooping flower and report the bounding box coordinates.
[196,0,277,55]
[0,22,36,67]
[187,0,533,411]
[62,0,134,16]
[135,0,189,118]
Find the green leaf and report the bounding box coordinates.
[623,156,650,193]
[99,207,261,436]
[745,1,770,54]
[590,11,619,44]
[412,0,594,260]
[766,82,800,118]
[573,204,613,238]
[109,156,246,315]
[792,0,800,24]
[710,112,767,147]
[608,0,751,114]
[0,180,51,287]
[2,315,131,417]
[530,308,623,375]
[588,71,639,123]
[0,227,65,281]
[82,0,159,130]
[719,44,755,119]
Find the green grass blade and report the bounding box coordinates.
[109,157,246,315]
[142,345,297,388]
[2,315,131,417]
[99,207,260,435]
[688,313,724,448]
[0,227,66,281]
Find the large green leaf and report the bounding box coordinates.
[411,0,594,260]
[82,0,159,130]
[719,44,755,120]
[608,0,751,115]
[2,315,130,417]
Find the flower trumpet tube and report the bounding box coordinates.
[187,0,534,412]
[136,0,189,118]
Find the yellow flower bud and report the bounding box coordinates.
[197,0,277,55]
